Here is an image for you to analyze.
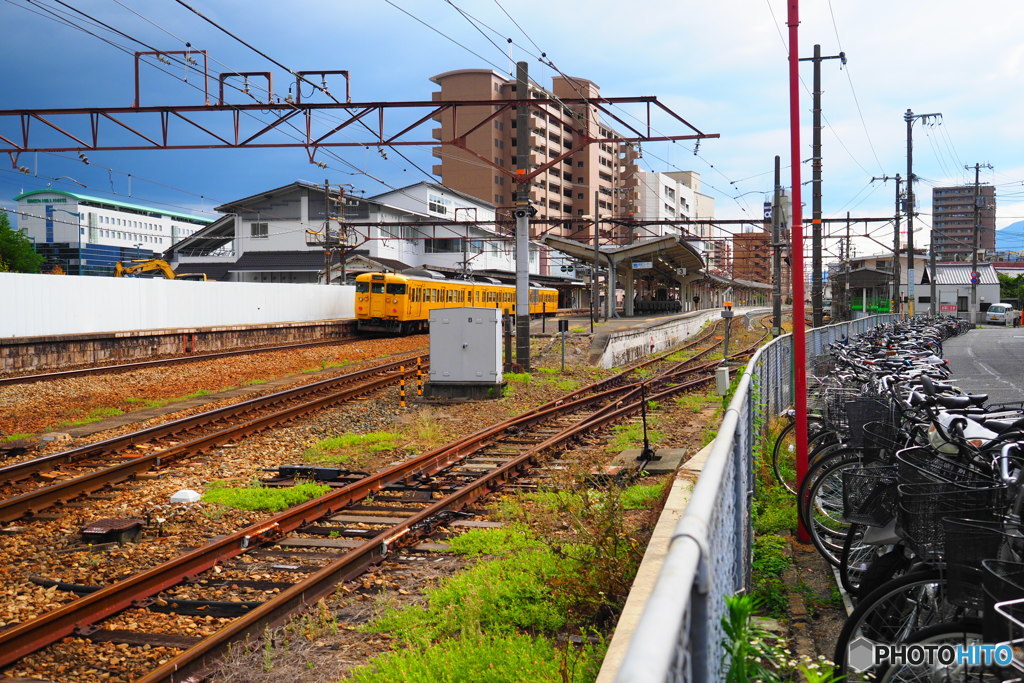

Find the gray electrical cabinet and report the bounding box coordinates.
[428,307,502,386]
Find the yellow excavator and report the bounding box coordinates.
[113,259,207,281]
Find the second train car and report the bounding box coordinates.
[355,271,558,333]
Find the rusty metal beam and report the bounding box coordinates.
[0,97,718,161]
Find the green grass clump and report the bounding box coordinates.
[302,432,398,464]
[674,391,717,413]
[443,525,544,557]
[202,482,331,512]
[3,433,33,442]
[552,379,579,392]
[366,549,570,644]
[621,480,668,510]
[504,372,530,384]
[242,378,269,386]
[347,633,602,683]
[536,367,558,376]
[607,421,664,452]
[58,406,124,427]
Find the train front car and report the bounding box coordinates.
[355,272,413,334]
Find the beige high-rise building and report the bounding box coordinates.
[429,69,639,242]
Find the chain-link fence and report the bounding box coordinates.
[613,314,896,682]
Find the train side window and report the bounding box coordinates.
[355,282,369,293]
[386,284,406,295]
[371,284,384,294]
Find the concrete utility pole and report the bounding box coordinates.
[872,175,903,314]
[800,44,845,327]
[513,61,531,371]
[772,155,783,336]
[323,177,332,286]
[904,109,942,315]
[967,162,994,324]
[592,189,601,327]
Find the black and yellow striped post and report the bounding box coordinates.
[399,366,406,409]
[416,357,423,396]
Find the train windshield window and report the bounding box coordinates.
[355,282,370,293]
[386,284,407,295]
[371,284,385,294]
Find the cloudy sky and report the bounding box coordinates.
[3,0,1024,259]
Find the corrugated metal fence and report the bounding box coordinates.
[614,314,897,682]
[0,272,354,338]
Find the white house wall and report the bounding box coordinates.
[0,272,354,338]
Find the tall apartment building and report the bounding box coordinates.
[429,69,639,240]
[931,185,996,261]
[732,230,771,283]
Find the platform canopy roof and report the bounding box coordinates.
[539,234,704,281]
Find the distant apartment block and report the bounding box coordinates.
[429,69,639,240]
[931,185,996,261]
[732,230,771,283]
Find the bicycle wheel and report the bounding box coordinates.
[772,417,830,494]
[875,620,987,682]
[803,451,865,566]
[833,569,962,680]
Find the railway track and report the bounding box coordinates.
[0,335,390,388]
[0,354,425,523]
[0,324,770,681]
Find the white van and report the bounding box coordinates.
[986,303,1016,325]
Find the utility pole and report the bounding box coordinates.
[323,177,331,286]
[872,175,903,315]
[800,44,845,328]
[967,162,994,325]
[593,189,601,327]
[772,155,783,336]
[513,61,531,371]
[904,109,942,316]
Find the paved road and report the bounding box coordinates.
[943,326,1024,404]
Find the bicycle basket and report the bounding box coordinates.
[985,560,1024,662]
[845,400,892,450]
[824,387,861,430]
[896,483,1004,564]
[842,464,898,526]
[861,420,904,459]
[943,518,1012,611]
[895,447,993,486]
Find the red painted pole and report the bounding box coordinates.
[788,0,810,542]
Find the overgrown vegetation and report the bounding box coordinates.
[351,481,659,682]
[721,594,838,682]
[202,481,331,511]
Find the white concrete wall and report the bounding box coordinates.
[0,272,354,338]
